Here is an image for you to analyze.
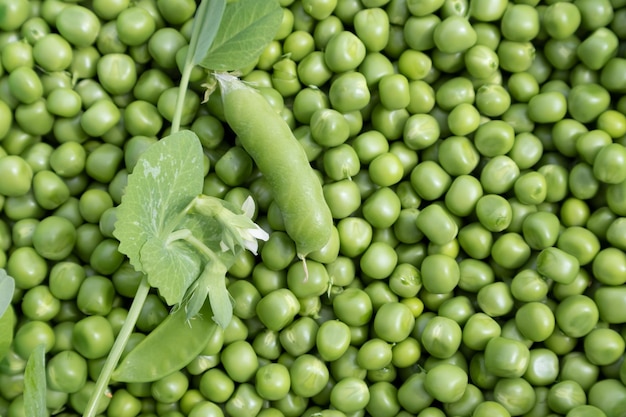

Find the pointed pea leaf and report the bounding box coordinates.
[139,236,202,305]
[114,131,204,304]
[0,305,15,362]
[185,256,230,327]
[200,0,282,71]
[190,0,227,66]
[206,265,232,328]
[24,344,47,417]
[0,269,15,318]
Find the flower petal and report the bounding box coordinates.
[249,226,270,242]
[243,238,259,255]
[242,196,256,219]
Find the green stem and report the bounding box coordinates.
[83,277,151,417]
[170,63,194,134]
[170,0,210,134]
[167,228,221,266]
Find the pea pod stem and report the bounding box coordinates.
[170,64,195,134]
[170,0,208,134]
[83,277,151,417]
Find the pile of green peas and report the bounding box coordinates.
[2,0,626,416]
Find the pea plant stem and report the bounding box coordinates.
[170,63,194,134]
[169,0,210,134]
[83,277,151,417]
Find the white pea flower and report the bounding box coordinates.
[192,195,269,255]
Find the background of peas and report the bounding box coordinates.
[2,0,626,416]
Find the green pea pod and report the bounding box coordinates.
[112,299,221,383]
[217,73,333,258]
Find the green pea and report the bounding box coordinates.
[477,282,514,317]
[446,104,479,137]
[405,80,435,115]
[350,7,389,52]
[46,350,88,394]
[361,187,401,229]
[410,161,451,201]
[332,287,373,327]
[396,50,431,83]
[322,179,361,220]
[278,316,318,358]
[497,40,535,73]
[310,108,350,147]
[536,246,580,285]
[296,51,332,87]
[584,327,626,366]
[252,363,290,402]
[555,226,600,267]
[423,363,468,404]
[402,14,438,51]
[71,315,114,360]
[592,247,626,285]
[403,114,440,150]
[420,254,460,295]
[256,288,300,332]
[76,265,114,311]
[416,204,458,245]
[535,164,567,203]
[323,31,366,73]
[367,152,404,187]
[271,58,301,97]
[314,320,350,362]
[577,28,618,72]
[512,171,546,205]
[474,194,511,232]
[20,285,59,323]
[330,377,370,413]
[435,77,474,111]
[568,83,611,124]
[593,143,626,184]
[433,15,476,53]
[505,73,537,104]
[8,66,42,104]
[492,377,536,416]
[457,224,492,261]
[474,120,515,157]
[475,84,511,117]
[439,136,480,176]
[15,99,54,136]
[356,338,393,371]
[360,241,398,280]
[544,34,580,71]
[491,232,531,270]
[601,57,626,94]
[0,155,33,197]
[197,368,234,404]
[482,336,530,378]
[370,104,410,140]
[376,74,411,111]
[461,313,500,351]
[291,90,328,126]
[607,179,626,216]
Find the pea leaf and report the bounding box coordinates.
[24,343,47,417]
[0,269,15,318]
[0,305,15,362]
[206,266,232,328]
[190,0,227,66]
[139,236,202,305]
[199,0,282,71]
[114,131,205,305]
[185,256,231,327]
